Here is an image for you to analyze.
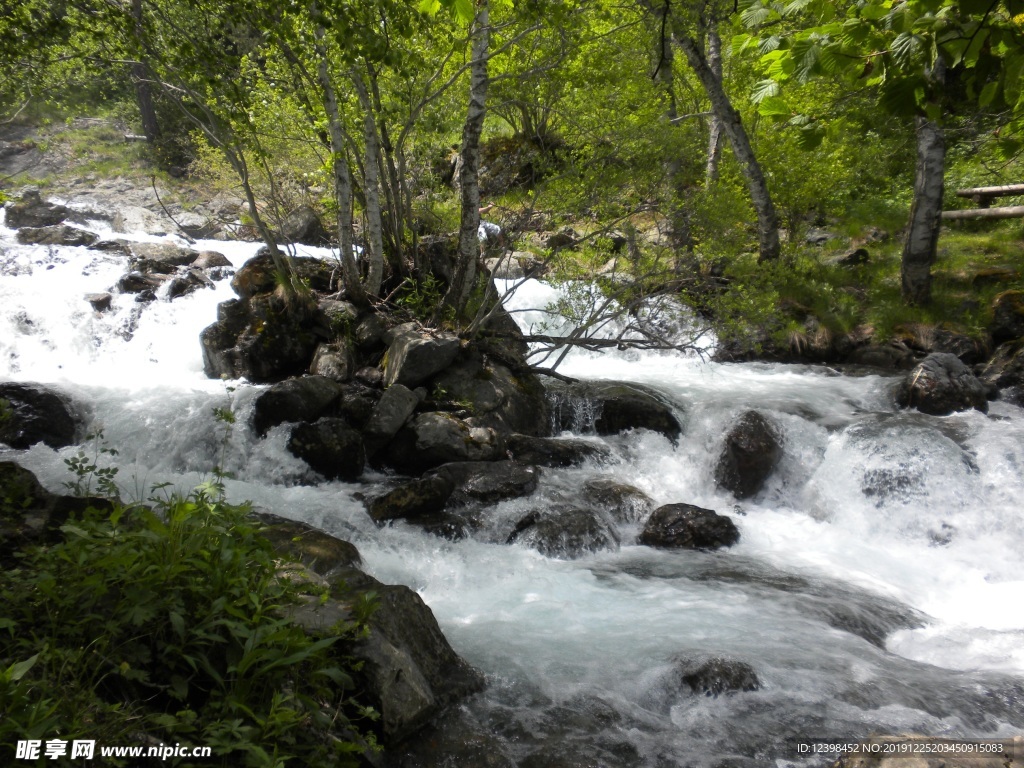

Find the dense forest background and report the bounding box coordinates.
[4,0,1024,352]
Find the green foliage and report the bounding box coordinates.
[394,273,453,323]
[0,489,375,767]
[63,430,120,498]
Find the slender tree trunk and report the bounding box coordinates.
[444,1,489,318]
[314,26,369,308]
[901,58,946,306]
[674,33,780,262]
[367,65,407,280]
[351,68,385,297]
[130,0,160,142]
[705,24,723,186]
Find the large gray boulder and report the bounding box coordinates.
[251,375,344,435]
[509,506,620,559]
[4,190,68,228]
[638,503,739,551]
[581,479,654,523]
[383,323,460,389]
[384,412,503,474]
[16,225,98,247]
[286,417,364,481]
[309,341,356,383]
[714,411,783,499]
[896,352,988,416]
[362,384,421,456]
[0,382,83,449]
[127,242,200,274]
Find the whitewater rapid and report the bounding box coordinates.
[2,213,1022,766]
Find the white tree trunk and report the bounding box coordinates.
[352,68,385,297]
[705,25,723,186]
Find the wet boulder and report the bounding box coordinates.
[429,347,548,436]
[991,290,1024,343]
[509,506,619,559]
[367,474,456,525]
[362,384,422,456]
[251,375,344,435]
[638,503,739,550]
[714,411,783,499]
[258,514,362,576]
[440,460,540,507]
[16,224,98,247]
[166,269,213,300]
[116,271,167,294]
[286,417,364,481]
[4,189,68,228]
[674,656,760,697]
[127,242,199,274]
[85,292,113,312]
[505,434,610,467]
[581,479,654,524]
[336,380,383,431]
[548,380,682,443]
[192,250,232,270]
[383,323,461,389]
[0,382,83,449]
[230,247,338,299]
[384,412,503,474]
[200,295,331,382]
[896,352,988,416]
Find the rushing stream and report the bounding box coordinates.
[2,212,1023,767]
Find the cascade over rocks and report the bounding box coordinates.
[286,417,365,481]
[0,382,83,449]
[251,375,344,435]
[547,380,682,442]
[896,353,989,416]
[4,189,68,228]
[16,224,98,247]
[714,411,783,499]
[509,505,620,559]
[580,479,654,523]
[383,323,460,389]
[639,503,740,550]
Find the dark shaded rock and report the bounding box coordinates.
[16,224,98,247]
[88,238,133,256]
[972,267,1019,288]
[385,412,503,474]
[367,474,456,525]
[825,248,869,267]
[846,342,915,370]
[251,375,344,435]
[505,434,610,467]
[278,204,331,246]
[638,503,739,550]
[714,411,783,499]
[895,323,990,366]
[336,381,382,430]
[440,460,540,507]
[166,269,213,300]
[363,384,420,455]
[0,382,82,449]
[896,352,988,416]
[385,708,517,768]
[547,380,681,442]
[287,417,364,481]
[991,290,1024,343]
[510,505,619,559]
[309,340,355,383]
[257,513,362,576]
[429,347,548,436]
[230,247,339,299]
[675,656,760,697]
[356,366,385,388]
[128,242,199,274]
[318,299,359,333]
[116,271,166,294]
[978,340,1024,407]
[289,568,484,744]
[581,479,654,523]
[200,295,331,382]
[383,323,461,389]
[544,228,577,250]
[4,190,68,228]
[355,312,388,350]
[85,292,113,312]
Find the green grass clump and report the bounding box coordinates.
[0,486,376,767]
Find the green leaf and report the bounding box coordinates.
[957,0,995,13]
[417,0,441,14]
[858,3,890,21]
[7,654,40,682]
[751,78,781,103]
[979,79,999,108]
[453,0,474,23]
[758,95,791,117]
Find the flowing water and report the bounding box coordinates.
[2,212,1023,767]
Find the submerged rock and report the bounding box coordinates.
[896,352,988,416]
[505,434,610,467]
[548,380,681,443]
[0,382,82,449]
[581,479,654,523]
[509,506,620,559]
[714,411,783,499]
[674,656,760,697]
[638,503,739,551]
